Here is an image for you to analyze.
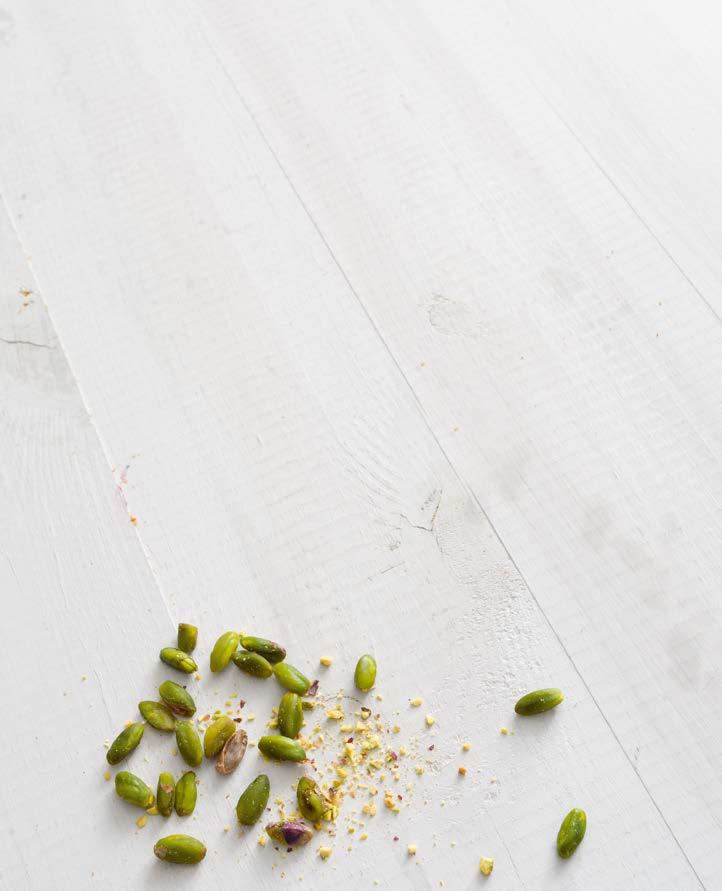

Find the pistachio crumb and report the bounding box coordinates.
[415,765,424,775]
[458,766,467,776]
[319,846,332,860]
[410,697,423,707]
[320,657,332,667]
[425,714,435,727]
[136,815,147,829]
[223,825,230,832]
[258,835,267,847]
[407,844,417,855]
[479,856,494,876]
[103,771,111,781]
[500,727,509,735]
[462,742,471,752]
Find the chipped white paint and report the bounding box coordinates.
[0,1,718,888]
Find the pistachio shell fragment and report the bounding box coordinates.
[177,623,198,654]
[176,720,203,768]
[210,631,240,673]
[258,735,306,763]
[236,774,271,825]
[115,771,155,808]
[216,728,248,775]
[160,647,197,674]
[240,635,286,664]
[231,650,273,678]
[278,692,303,739]
[266,821,312,847]
[354,654,377,692]
[174,771,197,816]
[139,701,176,732]
[106,723,144,765]
[272,662,310,695]
[157,772,175,817]
[557,808,586,859]
[204,715,236,759]
[158,680,196,717]
[514,688,564,716]
[296,777,325,823]
[153,834,206,864]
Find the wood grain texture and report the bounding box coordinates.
[0,0,716,888]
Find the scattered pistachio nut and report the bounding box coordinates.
[203,715,236,759]
[153,834,206,864]
[107,723,144,765]
[138,700,176,732]
[231,650,273,679]
[514,688,564,716]
[216,728,248,775]
[235,774,270,826]
[479,856,494,876]
[240,635,286,664]
[174,771,197,817]
[177,623,198,654]
[210,631,240,673]
[278,692,303,739]
[265,821,313,847]
[115,771,155,808]
[297,777,326,823]
[557,808,586,859]
[158,680,196,717]
[273,662,311,695]
[156,772,176,817]
[176,720,203,767]
[354,654,377,692]
[258,735,306,763]
[160,647,197,674]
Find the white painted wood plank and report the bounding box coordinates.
[0,1,702,888]
[141,0,722,883]
[0,207,209,889]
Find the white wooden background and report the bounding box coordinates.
[0,0,720,888]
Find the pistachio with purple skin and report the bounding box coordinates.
[265,821,313,847]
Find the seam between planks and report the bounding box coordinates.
[0,187,180,639]
[191,18,706,887]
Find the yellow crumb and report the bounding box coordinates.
[399,746,407,756]
[375,694,383,701]
[326,709,344,721]
[340,724,354,733]
[360,833,368,841]
[124,720,133,728]
[318,846,333,860]
[392,725,401,733]
[410,697,423,707]
[407,844,417,855]
[320,657,332,667]
[336,767,348,780]
[246,714,255,721]
[146,806,159,815]
[462,742,471,752]
[194,673,202,681]
[223,825,230,832]
[347,826,355,834]
[458,766,467,776]
[103,771,111,781]
[500,727,509,735]
[415,765,425,775]
[171,749,178,757]
[425,714,435,727]
[479,856,494,876]
[136,815,147,829]
[258,835,267,847]
[130,515,138,525]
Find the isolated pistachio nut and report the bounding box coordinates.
[236,774,271,826]
[106,723,144,765]
[153,834,206,864]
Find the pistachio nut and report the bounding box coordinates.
[106,723,144,765]
[235,774,270,826]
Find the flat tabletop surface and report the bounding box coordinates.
[1,1,721,888]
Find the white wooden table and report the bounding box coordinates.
[1,1,720,888]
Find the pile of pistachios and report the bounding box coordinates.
[106,623,377,865]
